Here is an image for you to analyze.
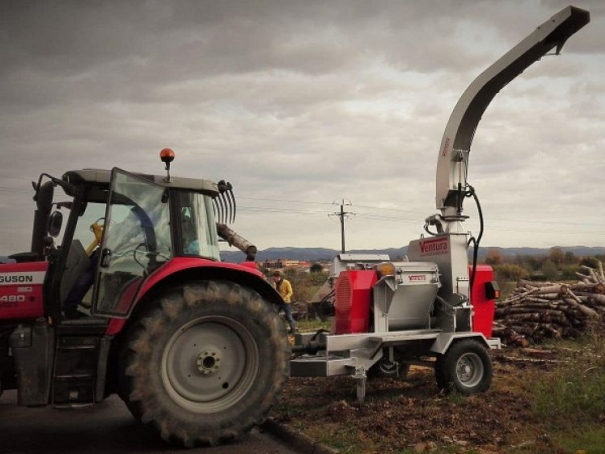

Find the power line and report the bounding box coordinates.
[241,196,605,228]
[239,205,605,232]
[239,206,333,215]
[238,196,334,206]
[353,203,424,215]
[3,172,605,234]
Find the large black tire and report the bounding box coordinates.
[435,339,492,395]
[118,280,289,447]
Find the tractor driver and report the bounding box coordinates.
[63,208,151,319]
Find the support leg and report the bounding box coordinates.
[353,365,367,403]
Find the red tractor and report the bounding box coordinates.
[0,150,289,447]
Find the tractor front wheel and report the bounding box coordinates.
[118,280,289,447]
[435,339,492,395]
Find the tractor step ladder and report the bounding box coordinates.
[52,335,100,408]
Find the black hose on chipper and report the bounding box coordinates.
[466,185,484,302]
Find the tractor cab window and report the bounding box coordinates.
[72,202,106,255]
[178,192,220,260]
[93,169,173,317]
[59,202,106,314]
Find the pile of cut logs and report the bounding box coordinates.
[493,263,605,346]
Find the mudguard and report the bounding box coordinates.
[105,257,281,335]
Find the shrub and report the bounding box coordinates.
[493,264,529,281]
[580,257,600,269]
[310,263,324,273]
[542,260,560,280]
[561,264,580,280]
[283,269,328,302]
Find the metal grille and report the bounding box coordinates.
[334,274,352,333]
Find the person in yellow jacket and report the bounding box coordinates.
[272,270,296,333]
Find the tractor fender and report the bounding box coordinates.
[430,332,489,355]
[106,257,282,336]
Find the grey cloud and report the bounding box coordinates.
[0,1,602,254]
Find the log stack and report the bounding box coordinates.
[493,264,605,346]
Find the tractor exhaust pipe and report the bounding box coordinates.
[216,223,257,261]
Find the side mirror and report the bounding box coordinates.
[47,211,63,238]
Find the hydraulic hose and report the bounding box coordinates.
[466,185,484,301]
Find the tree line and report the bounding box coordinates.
[484,247,605,282]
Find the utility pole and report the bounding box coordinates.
[329,199,355,253]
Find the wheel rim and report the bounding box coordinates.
[455,352,484,388]
[161,315,260,413]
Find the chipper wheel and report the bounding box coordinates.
[118,280,289,447]
[435,339,493,395]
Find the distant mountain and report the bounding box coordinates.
[220,245,605,263]
[477,246,605,258]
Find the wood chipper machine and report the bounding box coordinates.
[290,5,590,401]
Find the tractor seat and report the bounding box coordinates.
[60,240,90,304]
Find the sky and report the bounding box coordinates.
[1,0,604,256]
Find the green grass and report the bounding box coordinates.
[506,424,605,454]
[296,318,332,333]
[305,423,370,454]
[552,426,605,454]
[534,369,605,424]
[395,445,479,454]
[532,333,605,425]
[527,331,605,453]
[444,390,467,405]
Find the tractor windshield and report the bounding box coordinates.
[93,169,173,316]
[178,191,220,260]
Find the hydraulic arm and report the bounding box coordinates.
[412,5,589,304]
[435,6,589,222]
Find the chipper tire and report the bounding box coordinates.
[118,280,289,447]
[435,339,492,395]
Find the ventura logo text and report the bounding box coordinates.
[408,275,427,281]
[419,239,448,255]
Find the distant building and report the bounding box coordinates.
[261,259,283,271]
[260,259,312,272]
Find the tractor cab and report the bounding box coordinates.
[23,151,226,324]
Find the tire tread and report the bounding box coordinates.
[434,338,492,395]
[117,280,289,447]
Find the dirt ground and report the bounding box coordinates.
[273,348,570,454]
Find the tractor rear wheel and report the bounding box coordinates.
[118,280,289,447]
[434,339,492,395]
